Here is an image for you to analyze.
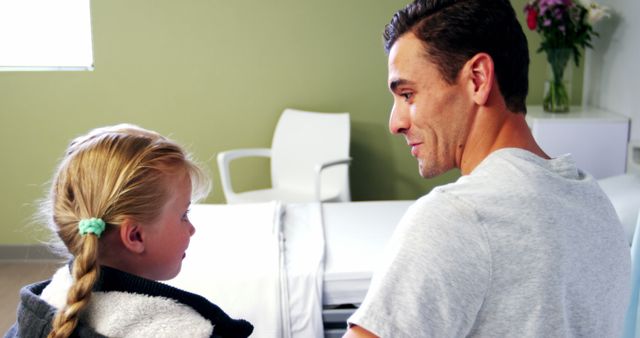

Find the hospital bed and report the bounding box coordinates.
[318,201,412,337]
[167,200,414,338]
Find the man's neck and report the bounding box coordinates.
[459,106,549,175]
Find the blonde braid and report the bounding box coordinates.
[47,234,100,338]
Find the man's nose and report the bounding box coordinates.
[389,102,409,135]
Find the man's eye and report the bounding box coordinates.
[401,92,413,101]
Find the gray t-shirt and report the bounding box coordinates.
[348,148,630,337]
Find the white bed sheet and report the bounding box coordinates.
[282,203,325,338]
[167,202,327,338]
[316,200,412,306]
[166,202,286,338]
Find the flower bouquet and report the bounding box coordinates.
[524,0,609,112]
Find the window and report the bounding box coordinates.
[0,0,94,71]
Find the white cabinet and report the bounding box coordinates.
[526,105,630,179]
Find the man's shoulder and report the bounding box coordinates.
[408,151,539,222]
[415,169,502,210]
[405,184,485,232]
[431,148,557,198]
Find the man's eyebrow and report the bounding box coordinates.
[389,79,413,92]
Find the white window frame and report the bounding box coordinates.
[0,0,94,71]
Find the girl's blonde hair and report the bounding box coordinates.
[43,124,210,338]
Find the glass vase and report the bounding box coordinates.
[543,48,573,113]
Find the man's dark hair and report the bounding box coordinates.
[384,0,530,113]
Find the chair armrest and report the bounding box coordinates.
[217,148,271,203]
[314,157,352,201]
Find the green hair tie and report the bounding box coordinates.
[78,218,106,237]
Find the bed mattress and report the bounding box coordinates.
[318,200,413,306]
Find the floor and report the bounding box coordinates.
[0,260,62,334]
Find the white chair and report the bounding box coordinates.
[217,108,352,204]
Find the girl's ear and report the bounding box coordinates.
[119,217,145,254]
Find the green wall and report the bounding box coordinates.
[0,0,582,245]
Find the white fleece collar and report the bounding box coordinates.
[40,266,214,338]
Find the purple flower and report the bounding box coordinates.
[539,3,549,15]
[538,0,570,16]
[554,8,564,19]
[539,0,565,6]
[524,0,608,54]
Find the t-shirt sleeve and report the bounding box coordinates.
[348,192,492,337]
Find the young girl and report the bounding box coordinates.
[5,124,253,338]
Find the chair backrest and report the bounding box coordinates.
[271,108,350,201]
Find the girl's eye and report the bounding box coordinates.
[182,209,190,221]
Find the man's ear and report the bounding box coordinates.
[119,217,145,254]
[465,52,494,106]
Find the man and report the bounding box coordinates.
[344,0,630,337]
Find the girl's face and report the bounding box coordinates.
[140,173,195,280]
